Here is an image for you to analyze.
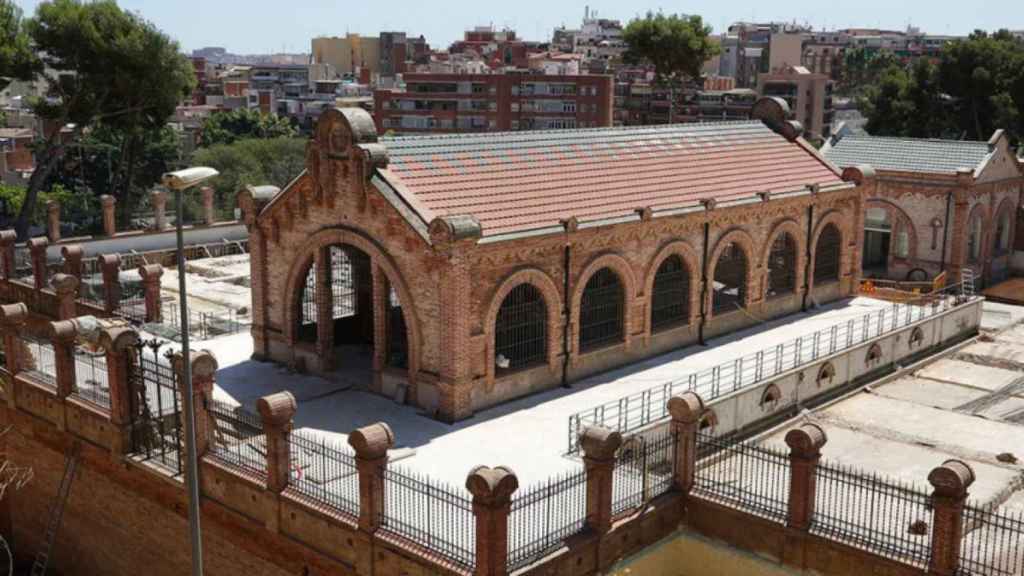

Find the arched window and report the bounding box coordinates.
[650,255,690,332]
[297,261,317,343]
[713,242,747,314]
[814,224,841,284]
[767,233,797,297]
[968,211,984,262]
[579,268,624,352]
[994,209,1012,256]
[495,284,548,372]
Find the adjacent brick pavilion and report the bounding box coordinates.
[240,99,867,423]
[823,129,1024,286]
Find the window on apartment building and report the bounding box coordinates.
[579,268,625,352]
[494,284,548,373]
[563,101,577,113]
[650,255,690,332]
[814,224,842,284]
[767,233,798,297]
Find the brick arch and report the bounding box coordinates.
[864,199,919,263]
[808,210,848,291]
[759,218,806,299]
[816,362,836,387]
[571,252,638,356]
[706,227,758,318]
[965,202,991,264]
[483,267,563,387]
[643,240,701,336]
[760,382,783,412]
[865,342,884,367]
[282,226,421,380]
[992,198,1016,255]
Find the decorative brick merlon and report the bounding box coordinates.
[956,167,974,186]
[349,422,393,531]
[785,423,827,531]
[48,319,78,399]
[466,465,519,576]
[258,391,296,493]
[51,273,80,320]
[138,264,164,322]
[928,459,975,499]
[668,392,705,494]
[784,422,827,459]
[667,392,705,424]
[466,465,519,506]
[100,195,116,236]
[928,459,975,576]
[99,325,140,354]
[61,244,84,278]
[27,236,48,289]
[150,189,168,231]
[429,215,482,248]
[46,200,60,242]
[841,164,877,186]
[0,302,28,328]
[579,426,622,462]
[256,391,297,429]
[172,349,219,382]
[579,425,621,536]
[348,422,394,460]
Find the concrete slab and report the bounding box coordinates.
[959,341,1024,368]
[873,377,987,410]
[915,360,1022,393]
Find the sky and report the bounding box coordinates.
[12,0,1024,55]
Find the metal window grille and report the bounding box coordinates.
[814,224,842,284]
[380,465,476,571]
[288,429,360,518]
[72,346,110,409]
[611,428,677,518]
[713,242,748,314]
[495,283,547,372]
[297,261,317,342]
[78,258,105,305]
[386,287,409,369]
[329,246,364,320]
[128,340,184,476]
[767,233,797,297]
[810,459,933,567]
[20,335,57,387]
[693,431,790,522]
[579,268,624,352]
[209,399,267,478]
[959,502,1024,575]
[650,255,690,332]
[507,468,588,571]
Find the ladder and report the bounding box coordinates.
[961,268,976,297]
[30,443,80,576]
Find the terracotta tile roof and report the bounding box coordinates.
[822,134,992,175]
[376,121,845,239]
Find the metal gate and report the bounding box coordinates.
[128,339,184,475]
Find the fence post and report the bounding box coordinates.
[99,254,121,314]
[0,304,28,408]
[28,237,48,290]
[100,195,117,237]
[46,200,60,242]
[0,230,15,279]
[348,422,394,532]
[61,244,84,281]
[99,325,140,454]
[579,425,622,535]
[928,459,975,576]
[150,189,168,231]
[466,465,519,576]
[256,391,296,493]
[201,186,216,225]
[48,319,77,403]
[172,350,218,458]
[784,423,827,530]
[138,264,164,323]
[51,273,79,320]
[668,392,704,495]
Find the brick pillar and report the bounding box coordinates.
[49,319,77,401]
[138,264,164,323]
[100,195,117,237]
[438,247,473,423]
[784,423,827,530]
[948,189,969,282]
[313,246,333,370]
[0,230,15,279]
[27,237,48,290]
[928,459,975,576]
[579,425,622,534]
[257,391,297,493]
[201,186,216,225]
[99,253,121,314]
[46,200,60,242]
[173,350,219,458]
[99,326,140,453]
[466,465,519,576]
[150,189,168,231]
[61,244,84,280]
[248,226,269,360]
[50,273,79,320]
[668,392,705,494]
[370,264,387,377]
[348,422,394,531]
[0,304,27,409]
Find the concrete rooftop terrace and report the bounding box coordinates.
[201,296,903,487]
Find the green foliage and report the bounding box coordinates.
[199,108,296,147]
[839,47,898,96]
[191,137,306,214]
[622,13,720,86]
[0,1,40,92]
[0,183,98,230]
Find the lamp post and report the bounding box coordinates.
[161,166,219,576]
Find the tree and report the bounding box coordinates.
[0,0,195,239]
[0,2,39,93]
[860,60,954,138]
[199,108,296,147]
[622,13,719,87]
[191,137,306,216]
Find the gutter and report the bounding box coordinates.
[802,203,815,312]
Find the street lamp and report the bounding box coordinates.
[161,166,219,576]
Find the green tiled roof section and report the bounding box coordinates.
[823,134,991,174]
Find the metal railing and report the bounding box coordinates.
[959,503,1024,575]
[693,432,791,523]
[209,399,266,478]
[20,335,57,387]
[71,347,110,409]
[507,469,588,572]
[380,465,476,571]
[611,428,677,518]
[156,301,245,342]
[567,284,974,452]
[288,430,360,519]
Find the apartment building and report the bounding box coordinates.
[758,65,835,140]
[373,73,613,134]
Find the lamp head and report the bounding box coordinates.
[162,167,219,191]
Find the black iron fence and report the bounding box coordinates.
[71,346,110,409]
[567,284,974,452]
[127,340,184,475]
[611,428,677,518]
[208,399,266,478]
[20,335,56,387]
[289,429,360,519]
[380,465,476,571]
[507,468,588,572]
[693,432,790,523]
[959,503,1024,575]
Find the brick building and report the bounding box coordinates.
[373,72,613,133]
[823,129,1024,287]
[758,65,835,140]
[240,99,867,423]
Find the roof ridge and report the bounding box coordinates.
[842,134,988,145]
[381,120,766,143]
